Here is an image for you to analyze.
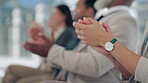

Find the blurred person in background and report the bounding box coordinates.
[2,5,78,83]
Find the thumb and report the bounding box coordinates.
[83,17,97,24]
[102,23,112,34]
[73,22,87,30]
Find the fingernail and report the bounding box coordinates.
[73,22,77,25]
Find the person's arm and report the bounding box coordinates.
[73,17,139,75]
[47,44,115,78]
[105,40,141,75]
[107,54,132,79]
[100,37,148,83]
[73,18,148,82]
[76,17,138,79]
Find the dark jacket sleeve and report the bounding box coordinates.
[56,26,80,50]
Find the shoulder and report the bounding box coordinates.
[112,11,137,25]
[104,11,139,31]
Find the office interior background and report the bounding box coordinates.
[0,0,148,81]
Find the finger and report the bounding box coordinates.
[80,30,86,36]
[76,29,85,36]
[81,40,87,44]
[30,22,43,32]
[75,29,81,35]
[78,19,91,25]
[78,19,85,24]
[83,17,92,25]
[77,35,83,40]
[102,23,112,34]
[73,22,87,30]
[27,26,42,40]
[77,35,81,39]
[83,20,92,25]
[25,42,40,51]
[77,35,86,41]
[22,42,27,49]
[83,17,97,24]
[23,42,32,50]
[38,33,49,42]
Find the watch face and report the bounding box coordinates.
[105,42,114,52]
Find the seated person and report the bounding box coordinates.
[2,5,79,83]
[74,18,148,83]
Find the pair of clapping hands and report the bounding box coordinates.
[73,17,114,56]
[23,18,114,57]
[23,22,54,57]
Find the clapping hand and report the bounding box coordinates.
[73,17,114,56]
[23,22,54,57]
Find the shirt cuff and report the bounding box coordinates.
[135,57,148,82]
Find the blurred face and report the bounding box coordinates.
[74,0,90,20]
[48,8,66,31]
[51,8,65,24]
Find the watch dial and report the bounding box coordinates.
[105,42,114,52]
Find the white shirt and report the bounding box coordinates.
[134,32,148,83]
[95,5,129,19]
[135,57,148,83]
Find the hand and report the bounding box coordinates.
[73,17,113,47]
[23,33,54,57]
[77,18,110,56]
[28,22,44,43]
[92,23,113,56]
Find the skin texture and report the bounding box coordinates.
[73,18,136,79]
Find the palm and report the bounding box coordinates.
[28,22,44,44]
[23,33,54,57]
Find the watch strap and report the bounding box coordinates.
[110,38,117,44]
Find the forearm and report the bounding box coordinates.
[47,45,115,78]
[108,55,131,79]
[47,45,98,77]
[109,41,141,75]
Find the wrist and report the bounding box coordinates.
[101,35,114,47]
